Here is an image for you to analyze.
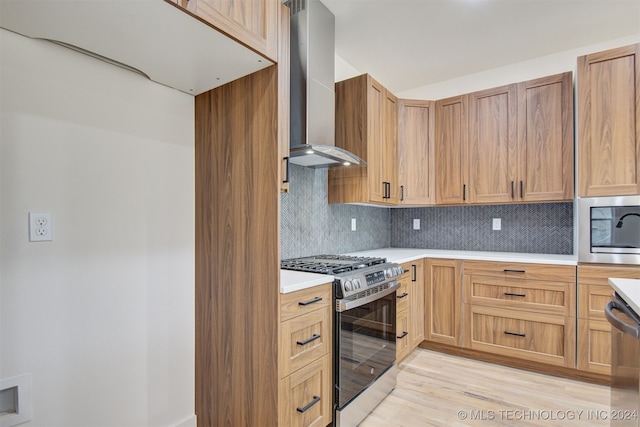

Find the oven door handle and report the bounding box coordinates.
[605,299,640,339]
[336,281,401,312]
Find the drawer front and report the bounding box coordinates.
[577,318,611,375]
[466,305,575,367]
[578,284,614,320]
[464,261,576,282]
[281,283,332,322]
[396,308,411,362]
[279,354,332,427]
[396,279,410,313]
[280,306,331,378]
[466,275,573,316]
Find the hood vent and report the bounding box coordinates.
[285,0,365,168]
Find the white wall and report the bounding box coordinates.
[0,29,195,427]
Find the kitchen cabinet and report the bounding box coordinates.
[278,3,290,193]
[279,283,333,427]
[578,43,640,197]
[177,0,279,61]
[329,74,398,205]
[577,265,640,375]
[435,95,469,204]
[396,259,426,362]
[425,259,463,347]
[398,100,436,205]
[463,261,576,368]
[435,73,574,205]
[409,259,426,348]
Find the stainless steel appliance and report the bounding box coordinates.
[281,254,404,426]
[578,196,640,264]
[605,293,640,426]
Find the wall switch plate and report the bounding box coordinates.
[351,218,357,231]
[413,219,420,230]
[492,218,501,231]
[29,212,52,241]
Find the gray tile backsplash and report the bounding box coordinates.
[280,165,574,258]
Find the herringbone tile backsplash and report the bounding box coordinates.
[280,165,574,259]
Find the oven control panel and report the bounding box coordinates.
[335,262,403,299]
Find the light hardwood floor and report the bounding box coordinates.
[360,349,610,426]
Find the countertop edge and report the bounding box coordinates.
[609,278,640,316]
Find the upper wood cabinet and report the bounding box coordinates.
[398,100,436,205]
[278,3,290,193]
[329,74,399,205]
[435,73,574,205]
[517,72,574,201]
[178,0,279,61]
[578,43,640,197]
[468,84,518,204]
[435,95,469,204]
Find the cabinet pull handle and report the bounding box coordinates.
[296,395,321,413]
[504,331,526,338]
[296,333,321,346]
[511,181,514,198]
[386,182,391,199]
[411,264,417,282]
[463,184,466,201]
[400,185,404,201]
[298,296,322,306]
[504,292,527,297]
[397,292,409,299]
[397,331,409,339]
[519,180,523,198]
[283,156,290,184]
[503,269,526,274]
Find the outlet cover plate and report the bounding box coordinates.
[492,218,501,231]
[29,212,52,242]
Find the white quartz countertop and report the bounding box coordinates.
[281,248,577,294]
[609,278,640,316]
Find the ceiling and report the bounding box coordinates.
[320,0,640,93]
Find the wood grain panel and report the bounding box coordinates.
[463,260,576,282]
[278,3,290,193]
[279,307,331,378]
[577,264,640,319]
[195,66,279,427]
[398,100,435,205]
[368,78,386,203]
[517,72,574,201]
[407,259,426,347]
[468,84,517,204]
[383,89,399,203]
[396,307,411,362]
[280,283,331,322]
[190,0,278,61]
[577,318,612,375]
[578,43,640,196]
[425,259,462,346]
[435,95,468,204]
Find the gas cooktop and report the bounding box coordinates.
[280,254,387,275]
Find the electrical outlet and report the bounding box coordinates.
[413,219,420,230]
[351,218,357,231]
[492,218,501,231]
[29,212,52,241]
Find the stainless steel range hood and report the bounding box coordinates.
[286,0,365,168]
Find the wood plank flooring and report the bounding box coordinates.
[360,349,610,426]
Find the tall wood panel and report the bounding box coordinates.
[195,66,279,427]
[578,43,640,196]
[425,259,463,347]
[435,95,468,204]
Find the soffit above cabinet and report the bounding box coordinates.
[0,0,273,95]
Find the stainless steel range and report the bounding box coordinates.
[281,254,404,427]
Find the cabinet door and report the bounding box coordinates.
[577,318,612,375]
[409,260,425,347]
[425,259,462,346]
[578,43,640,196]
[383,90,399,203]
[191,0,278,61]
[367,78,386,203]
[278,3,290,193]
[396,307,411,362]
[398,100,435,205]
[435,95,469,204]
[468,84,518,204]
[517,72,574,202]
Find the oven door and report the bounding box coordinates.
[335,284,398,410]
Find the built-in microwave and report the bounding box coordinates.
[578,196,640,265]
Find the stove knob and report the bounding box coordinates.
[354,279,362,289]
[344,280,353,292]
[385,268,392,278]
[396,266,403,276]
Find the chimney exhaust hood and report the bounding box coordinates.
[285,0,365,168]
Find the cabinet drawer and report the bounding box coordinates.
[465,305,576,368]
[396,279,410,313]
[280,306,331,378]
[463,261,576,282]
[280,283,332,322]
[466,276,574,316]
[577,318,611,375]
[396,307,411,362]
[578,284,614,320]
[279,354,332,427]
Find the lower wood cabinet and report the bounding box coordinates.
[279,283,333,427]
[463,261,576,368]
[577,265,640,375]
[396,259,426,362]
[425,258,463,347]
